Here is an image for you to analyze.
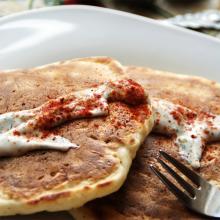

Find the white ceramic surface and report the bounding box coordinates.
[0,5,220,81]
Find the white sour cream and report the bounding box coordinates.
[0,79,146,157]
[152,98,220,168]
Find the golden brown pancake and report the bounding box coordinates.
[70,66,220,220]
[0,57,154,216]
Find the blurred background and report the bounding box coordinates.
[0,0,220,37]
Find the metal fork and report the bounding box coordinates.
[150,151,220,218]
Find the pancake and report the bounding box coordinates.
[70,66,220,219]
[0,57,154,216]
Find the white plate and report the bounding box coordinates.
[0,5,220,81]
[0,5,220,220]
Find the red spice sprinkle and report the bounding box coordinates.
[207,121,214,127]
[198,111,216,121]
[94,124,99,128]
[77,108,93,117]
[94,94,101,99]
[41,97,74,113]
[204,130,210,135]
[176,106,185,115]
[28,122,34,128]
[60,98,65,103]
[171,106,197,125]
[191,134,197,139]
[36,95,104,129]
[33,79,148,130]
[186,111,197,121]
[206,155,214,161]
[13,130,21,136]
[90,83,99,87]
[41,130,51,139]
[108,79,146,106]
[116,121,122,128]
[155,118,160,125]
[201,111,216,119]
[129,104,151,123]
[170,111,182,125]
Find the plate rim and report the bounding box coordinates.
[1,4,220,45]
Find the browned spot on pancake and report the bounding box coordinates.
[97,181,112,188]
[28,191,70,205]
[129,138,135,145]
[84,186,91,190]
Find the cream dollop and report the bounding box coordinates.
[0,79,147,157]
[152,98,220,168]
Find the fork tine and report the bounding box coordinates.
[157,157,196,197]
[149,164,191,203]
[160,151,203,187]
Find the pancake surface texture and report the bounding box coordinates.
[0,57,154,216]
[70,66,220,220]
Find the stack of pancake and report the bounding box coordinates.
[0,57,220,219]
